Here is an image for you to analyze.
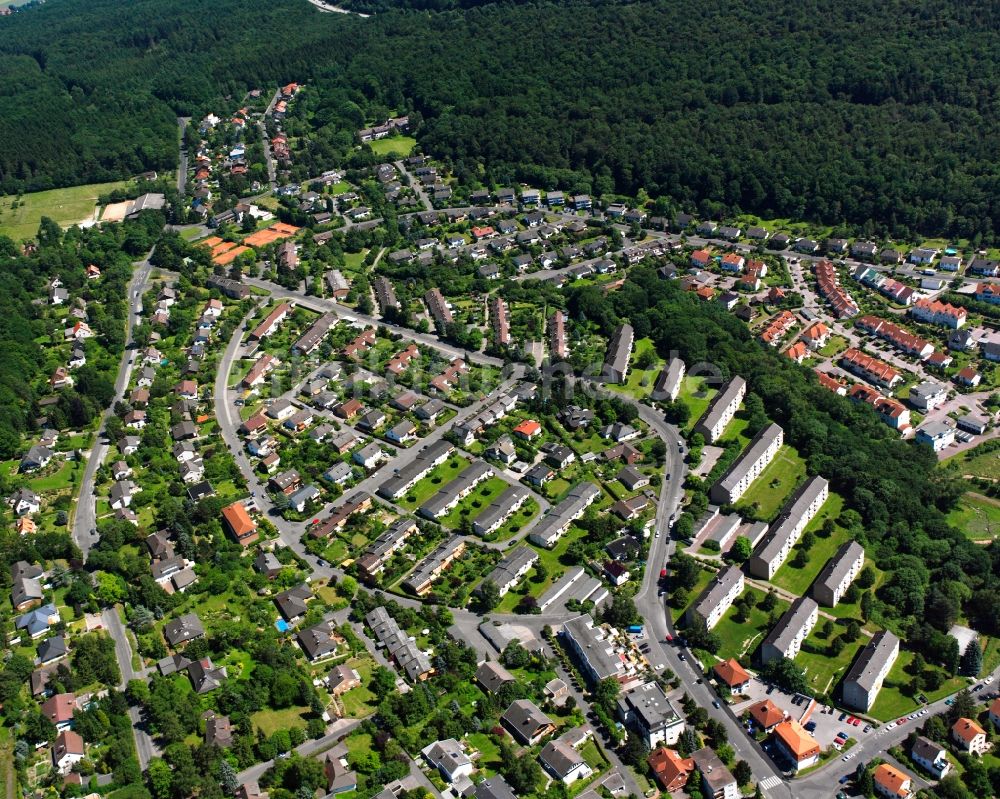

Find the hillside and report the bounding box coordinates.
[4,0,1000,239]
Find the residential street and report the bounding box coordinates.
[72,249,155,557]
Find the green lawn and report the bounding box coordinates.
[438,476,509,529]
[945,492,1000,541]
[771,493,848,595]
[679,376,718,433]
[818,335,849,358]
[369,136,417,157]
[672,566,717,624]
[250,705,310,735]
[869,649,966,721]
[399,456,469,510]
[495,526,587,612]
[734,445,807,521]
[606,337,662,399]
[795,633,865,697]
[338,656,378,718]
[468,732,502,773]
[0,180,130,240]
[948,442,1000,481]
[712,587,790,663]
[25,460,79,493]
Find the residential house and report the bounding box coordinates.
[501,699,556,746]
[951,718,989,755]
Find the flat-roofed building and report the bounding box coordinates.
[760,596,819,664]
[812,540,865,606]
[842,630,900,712]
[748,475,829,579]
[695,377,746,443]
[710,423,783,505]
[686,565,744,630]
[561,615,628,685]
[616,682,685,747]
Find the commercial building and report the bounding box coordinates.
[561,615,629,685]
[709,423,783,505]
[748,475,829,579]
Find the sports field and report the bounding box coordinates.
[0,181,129,241]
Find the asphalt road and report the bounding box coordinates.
[102,608,159,768]
[176,117,190,194]
[72,250,155,557]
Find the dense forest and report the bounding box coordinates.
[5,0,1000,238]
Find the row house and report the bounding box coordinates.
[910,298,967,329]
[840,348,902,389]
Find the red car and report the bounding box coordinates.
[852,718,861,726]
[664,634,673,642]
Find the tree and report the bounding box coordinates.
[729,536,752,562]
[619,734,649,767]
[948,688,976,723]
[219,759,239,794]
[760,589,778,612]
[857,566,877,589]
[477,580,501,612]
[733,760,753,786]
[960,639,983,677]
[147,757,173,799]
[844,620,861,642]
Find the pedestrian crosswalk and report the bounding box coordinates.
[758,775,783,793]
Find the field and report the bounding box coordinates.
[711,587,790,663]
[0,180,129,240]
[869,650,966,721]
[369,136,417,157]
[795,632,864,697]
[734,445,807,521]
[250,705,310,734]
[945,492,1000,541]
[770,493,849,595]
[678,376,717,433]
[606,337,663,399]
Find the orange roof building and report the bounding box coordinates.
[222,501,258,546]
[873,763,912,798]
[712,658,750,691]
[785,340,808,363]
[647,747,694,792]
[747,699,785,731]
[772,720,820,770]
[951,717,988,754]
[513,420,542,440]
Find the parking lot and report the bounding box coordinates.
[731,676,876,751]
